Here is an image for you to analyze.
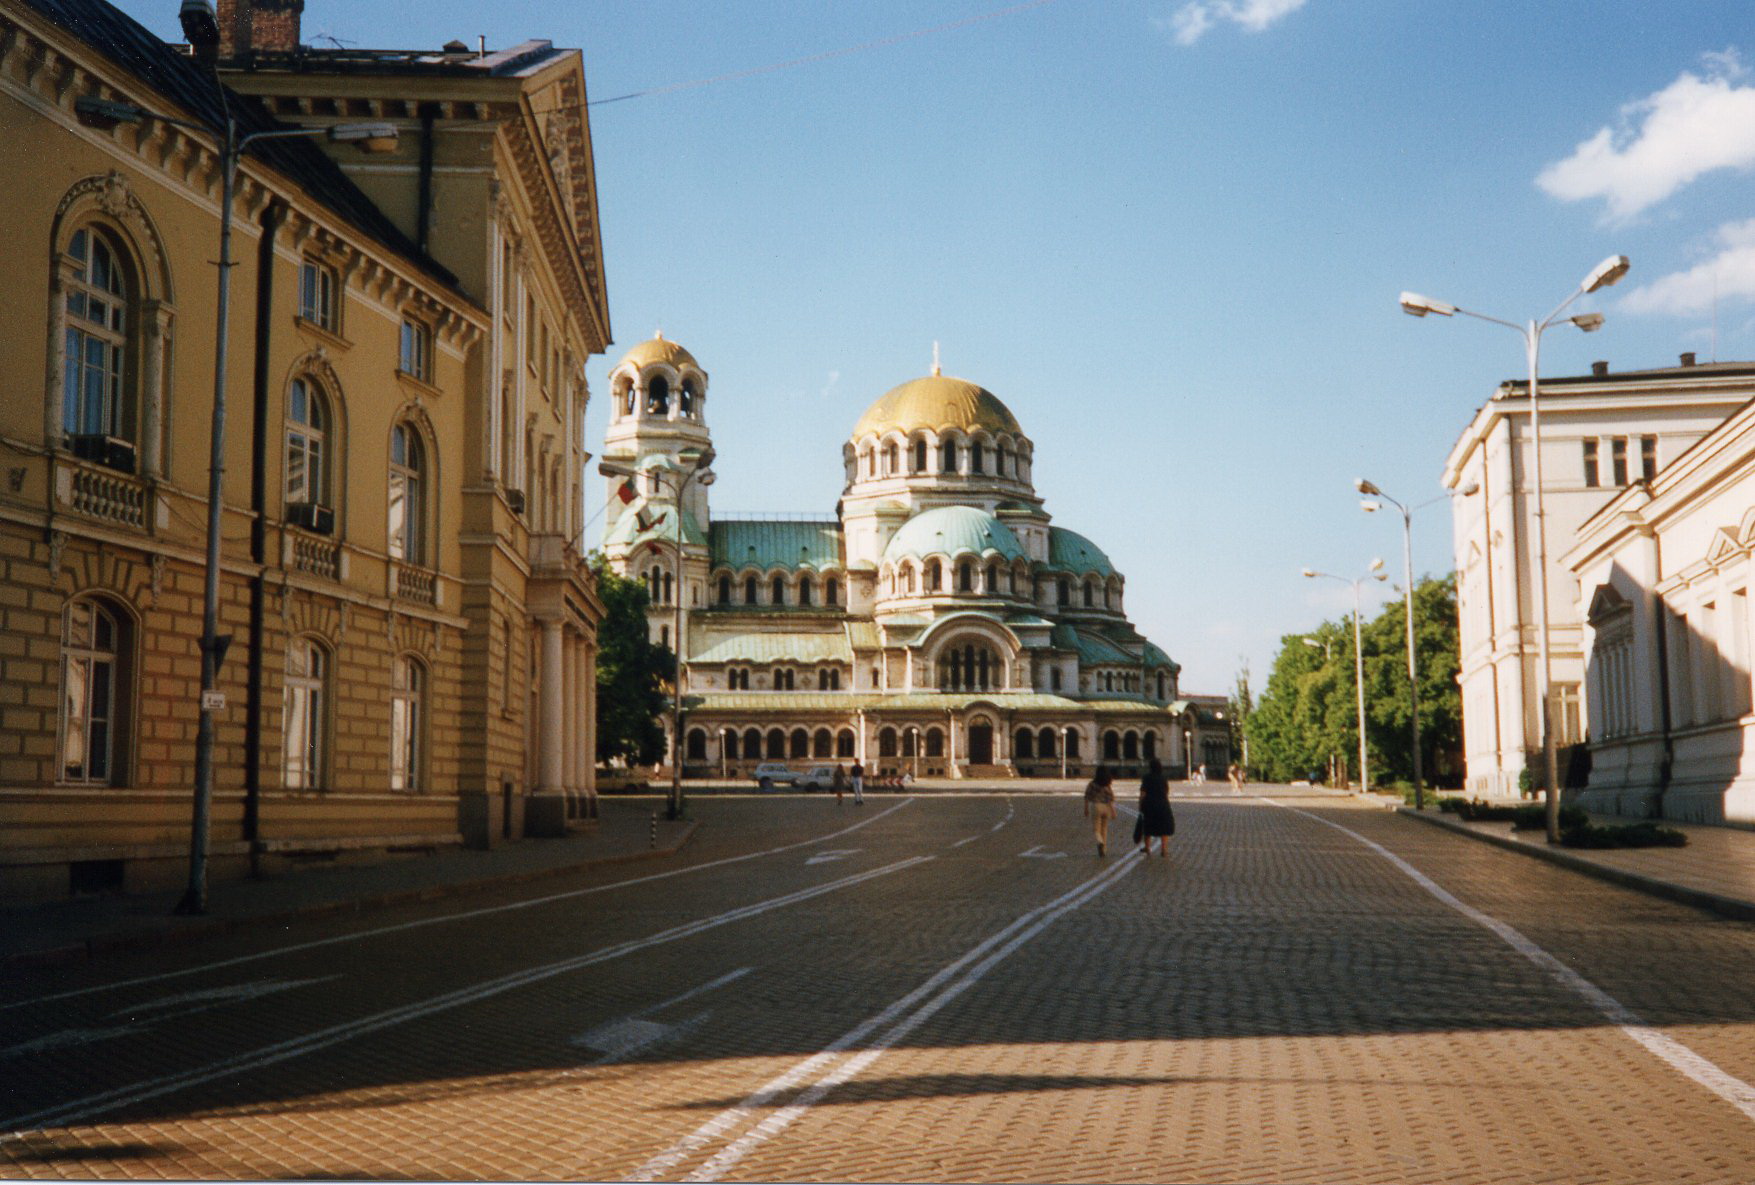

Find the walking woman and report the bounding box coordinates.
[1138,757,1175,858]
[1083,764,1116,856]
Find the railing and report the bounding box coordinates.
[290,534,340,580]
[394,562,437,605]
[64,464,146,528]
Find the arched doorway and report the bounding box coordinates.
[968,720,994,764]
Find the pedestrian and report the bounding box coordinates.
[1228,762,1243,791]
[850,759,865,805]
[831,763,849,806]
[1138,757,1175,858]
[1083,764,1116,856]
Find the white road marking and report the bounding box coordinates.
[571,968,755,1064]
[950,796,1015,849]
[3,978,336,1061]
[804,850,859,865]
[1266,797,1755,1126]
[1019,846,1066,860]
[108,976,336,1018]
[0,1025,145,1059]
[0,856,932,1139]
[3,800,917,1013]
[627,851,1142,1183]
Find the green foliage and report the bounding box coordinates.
[591,554,673,765]
[1510,803,1590,832]
[1245,574,1462,786]
[1562,822,1688,848]
[1441,798,1687,847]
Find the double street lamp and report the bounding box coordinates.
[77,69,398,916]
[1300,634,1340,788]
[1401,254,1630,842]
[1303,561,1388,794]
[1354,480,1477,810]
[599,448,715,821]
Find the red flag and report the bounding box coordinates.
[615,480,637,505]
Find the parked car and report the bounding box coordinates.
[751,763,838,791]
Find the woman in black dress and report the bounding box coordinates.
[1138,757,1174,857]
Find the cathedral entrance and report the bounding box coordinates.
[968,721,993,765]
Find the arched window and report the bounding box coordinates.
[913,439,927,472]
[878,727,898,757]
[744,726,763,757]
[905,566,917,594]
[941,439,958,473]
[285,378,330,516]
[680,380,698,417]
[687,728,708,760]
[58,597,130,786]
[863,448,875,478]
[771,574,786,605]
[1038,727,1056,758]
[1144,732,1158,759]
[1157,672,1168,699]
[821,667,841,690]
[1057,577,1071,606]
[1014,728,1034,760]
[926,560,942,592]
[745,575,759,605]
[388,423,426,564]
[958,562,973,592]
[799,575,814,606]
[883,443,899,475]
[985,563,998,593]
[723,730,740,760]
[662,571,674,606]
[1065,730,1081,759]
[812,728,832,758]
[925,727,944,757]
[283,637,329,790]
[1084,580,1095,608]
[718,574,732,605]
[646,375,670,414]
[773,668,795,690]
[969,442,984,474]
[1102,730,1120,761]
[790,728,809,758]
[938,641,1004,692]
[825,577,839,606]
[61,228,132,461]
[997,441,1009,476]
[837,729,856,757]
[1123,732,1140,761]
[766,728,786,759]
[902,729,918,758]
[390,655,425,791]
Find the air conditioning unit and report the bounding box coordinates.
[285,501,335,534]
[505,487,526,515]
[68,434,136,473]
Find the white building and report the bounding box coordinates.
[1441,356,1755,797]
[600,336,1223,779]
[1566,387,1755,824]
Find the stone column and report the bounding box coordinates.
[583,641,598,815]
[139,301,172,480]
[561,630,577,813]
[529,617,568,835]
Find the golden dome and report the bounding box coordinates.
[852,374,1022,439]
[617,332,700,373]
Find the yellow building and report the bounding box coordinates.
[0,0,607,902]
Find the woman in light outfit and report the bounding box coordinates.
[1083,764,1116,856]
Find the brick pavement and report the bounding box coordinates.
[3,789,1755,1182]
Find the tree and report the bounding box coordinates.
[591,554,672,765]
[1229,663,1254,774]
[1246,575,1461,787]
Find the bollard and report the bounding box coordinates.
[650,810,658,849]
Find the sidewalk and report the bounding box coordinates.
[0,797,697,970]
[1401,805,1755,923]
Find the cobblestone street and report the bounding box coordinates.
[5,787,1755,1183]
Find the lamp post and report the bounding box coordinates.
[1061,726,1069,780]
[909,726,920,781]
[76,90,398,916]
[599,448,714,821]
[1300,635,1337,787]
[1304,562,1388,793]
[1401,254,1629,841]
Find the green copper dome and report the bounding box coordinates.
[1048,526,1114,577]
[883,506,1027,564]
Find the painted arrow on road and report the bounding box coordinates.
[1020,846,1067,859]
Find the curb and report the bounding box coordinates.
[1398,808,1755,924]
[1,821,701,971]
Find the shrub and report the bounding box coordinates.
[1561,822,1688,849]
[1510,803,1589,832]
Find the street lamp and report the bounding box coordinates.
[1400,254,1628,842]
[908,726,920,781]
[598,447,715,821]
[1060,726,1069,780]
[76,91,400,915]
[1304,562,1389,794]
[1300,635,1337,787]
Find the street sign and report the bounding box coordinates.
[201,690,226,712]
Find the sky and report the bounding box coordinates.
[116,0,1755,694]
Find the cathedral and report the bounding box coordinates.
[601,335,1209,779]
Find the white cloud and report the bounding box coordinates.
[1537,50,1755,222]
[1620,218,1755,316]
[1154,0,1306,46]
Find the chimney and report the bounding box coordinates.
[217,0,304,59]
[1679,351,1697,367]
[1590,360,1609,377]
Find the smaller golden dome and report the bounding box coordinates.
[618,332,699,373]
[852,375,1022,439]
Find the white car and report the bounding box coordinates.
[751,763,838,791]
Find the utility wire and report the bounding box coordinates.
[586,0,1060,107]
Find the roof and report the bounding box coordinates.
[683,692,1181,716]
[846,620,883,650]
[618,333,701,374]
[690,630,852,665]
[852,374,1023,439]
[1049,527,1115,577]
[24,0,462,296]
[711,520,843,571]
[605,503,707,550]
[1067,629,1133,666]
[224,38,574,78]
[883,506,1028,565]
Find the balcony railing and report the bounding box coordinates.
[290,533,340,580]
[62,461,147,528]
[394,562,437,606]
